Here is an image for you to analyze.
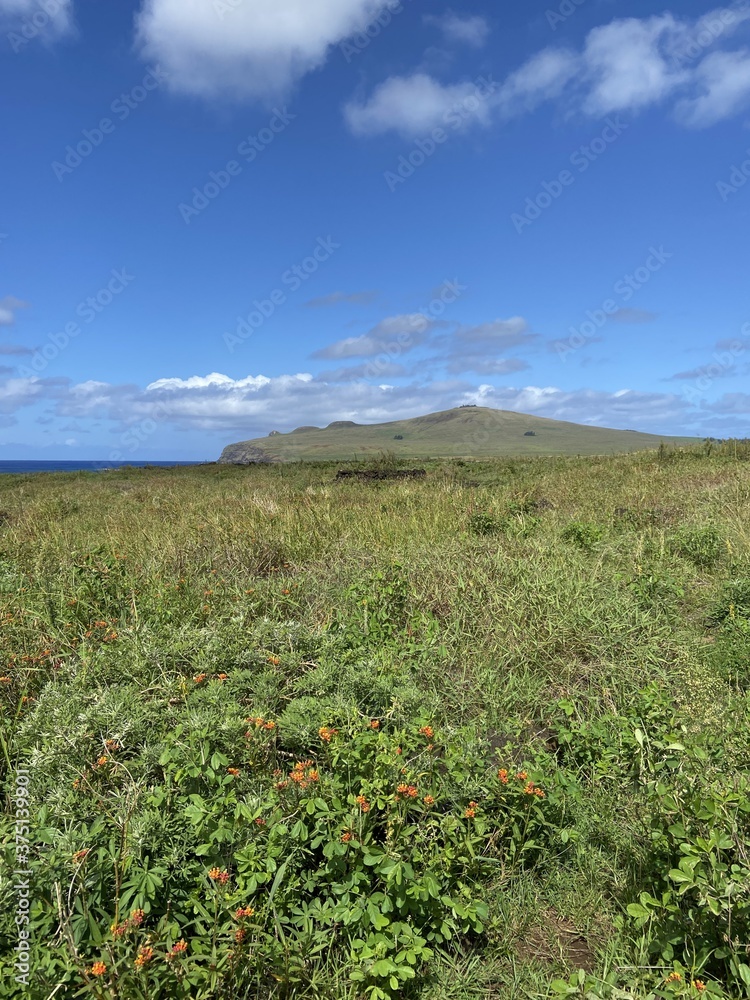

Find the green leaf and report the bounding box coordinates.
[626,903,650,919]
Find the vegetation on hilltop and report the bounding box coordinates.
[1,443,750,999]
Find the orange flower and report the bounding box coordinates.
[208,867,229,884]
[523,782,535,795]
[341,831,353,843]
[419,725,434,739]
[396,784,418,799]
[134,946,153,969]
[263,720,276,731]
[254,817,266,827]
[318,726,338,742]
[89,961,107,977]
[130,909,145,927]
[356,794,371,812]
[235,906,254,919]
[423,795,435,807]
[534,787,545,798]
[307,769,319,782]
[72,849,90,864]
[166,939,188,959]
[0,676,11,684]
[396,783,409,795]
[516,771,528,781]
[274,780,289,790]
[111,922,129,938]
[217,672,229,681]
[281,589,290,596]
[497,768,509,784]
[395,746,402,755]
[194,673,207,684]
[693,982,706,993]
[267,655,281,665]
[104,740,120,752]
[464,800,478,818]
[234,927,246,943]
[666,973,682,983]
[369,719,380,729]
[227,767,240,776]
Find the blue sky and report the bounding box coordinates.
[1,0,749,460]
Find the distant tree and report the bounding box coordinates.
[524,431,537,437]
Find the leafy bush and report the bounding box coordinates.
[670,525,726,568]
[1,719,553,998]
[561,521,604,551]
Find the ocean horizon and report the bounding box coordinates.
[0,460,207,475]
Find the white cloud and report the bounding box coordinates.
[424,11,490,47]
[676,48,750,126]
[313,314,434,359]
[346,6,750,137]
[344,73,493,137]
[0,295,28,327]
[136,0,394,100]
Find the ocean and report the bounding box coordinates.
[0,461,206,475]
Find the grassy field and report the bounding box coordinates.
[218,407,696,463]
[1,445,749,999]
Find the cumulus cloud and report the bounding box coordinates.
[424,11,490,47]
[0,296,28,326]
[0,369,725,437]
[344,74,494,137]
[312,314,435,359]
[304,290,378,308]
[676,48,750,126]
[136,0,394,100]
[346,6,750,137]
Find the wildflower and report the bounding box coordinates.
[134,945,154,969]
[263,720,276,731]
[234,927,246,943]
[235,906,254,919]
[194,673,207,684]
[217,672,229,681]
[534,787,545,798]
[356,794,371,812]
[166,940,188,959]
[307,769,319,782]
[281,589,290,596]
[89,962,107,977]
[395,747,402,755]
[95,756,109,768]
[423,795,435,807]
[267,655,280,665]
[497,768,509,784]
[693,982,706,993]
[419,725,434,739]
[111,922,129,938]
[208,867,230,885]
[396,784,418,799]
[341,831,353,843]
[319,726,338,742]
[516,771,528,781]
[369,719,380,729]
[464,800,478,818]
[130,909,145,927]
[274,780,288,790]
[227,767,240,776]
[104,740,120,752]
[523,782,536,796]
[396,783,409,795]
[254,817,266,827]
[666,973,682,983]
[0,676,11,684]
[72,849,90,864]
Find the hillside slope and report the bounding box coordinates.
[218,406,695,462]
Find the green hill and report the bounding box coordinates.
[218,405,695,463]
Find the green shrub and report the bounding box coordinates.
[561,521,604,551]
[670,525,726,568]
